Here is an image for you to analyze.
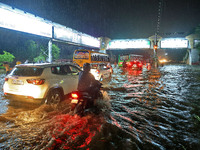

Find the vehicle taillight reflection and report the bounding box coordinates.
[48,114,103,149]
[26,79,45,85]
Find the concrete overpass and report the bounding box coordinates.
[0,2,199,65]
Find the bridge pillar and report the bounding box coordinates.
[185,34,200,65]
[99,37,111,53]
[149,35,162,68]
[48,39,52,63]
[188,49,192,65]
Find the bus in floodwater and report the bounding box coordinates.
[118,54,130,67]
[73,49,110,67]
[118,54,143,69]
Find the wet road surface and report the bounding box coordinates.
[0,64,200,150]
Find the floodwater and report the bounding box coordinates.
[0,64,200,150]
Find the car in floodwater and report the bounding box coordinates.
[90,63,112,81]
[3,62,81,104]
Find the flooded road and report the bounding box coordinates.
[0,64,200,150]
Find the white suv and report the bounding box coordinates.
[90,63,112,81]
[3,62,81,104]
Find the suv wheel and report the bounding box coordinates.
[45,89,62,104]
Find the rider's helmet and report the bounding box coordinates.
[83,63,91,72]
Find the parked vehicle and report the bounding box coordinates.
[3,62,81,104]
[70,80,103,116]
[90,63,112,81]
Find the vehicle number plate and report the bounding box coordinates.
[71,99,78,104]
[12,79,24,85]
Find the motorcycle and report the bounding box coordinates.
[70,80,103,116]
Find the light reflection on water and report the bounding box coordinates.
[0,65,200,149]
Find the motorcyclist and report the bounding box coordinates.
[122,60,127,68]
[77,63,101,99]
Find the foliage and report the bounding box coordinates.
[0,51,15,65]
[25,40,39,61]
[34,44,60,62]
[52,44,60,60]
[34,46,47,62]
[34,55,46,63]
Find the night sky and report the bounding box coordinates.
[1,0,200,39]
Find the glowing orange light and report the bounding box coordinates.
[154,45,158,49]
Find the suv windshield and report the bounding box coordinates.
[10,67,44,76]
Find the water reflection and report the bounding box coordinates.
[0,65,200,149]
[109,65,200,149]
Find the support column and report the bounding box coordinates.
[185,34,200,65]
[48,39,52,63]
[149,35,162,68]
[98,37,111,54]
[153,47,158,68]
[188,49,192,65]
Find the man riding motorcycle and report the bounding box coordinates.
[78,63,101,100]
[70,63,103,116]
[122,60,127,68]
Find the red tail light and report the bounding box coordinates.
[138,63,142,67]
[95,69,100,74]
[26,79,45,85]
[71,93,79,99]
[4,77,8,81]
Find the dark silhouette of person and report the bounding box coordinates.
[78,63,100,100]
[122,60,127,68]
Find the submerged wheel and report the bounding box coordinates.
[45,89,62,104]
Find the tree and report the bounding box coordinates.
[34,44,60,62]
[25,40,39,61]
[52,44,60,60]
[0,51,15,65]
